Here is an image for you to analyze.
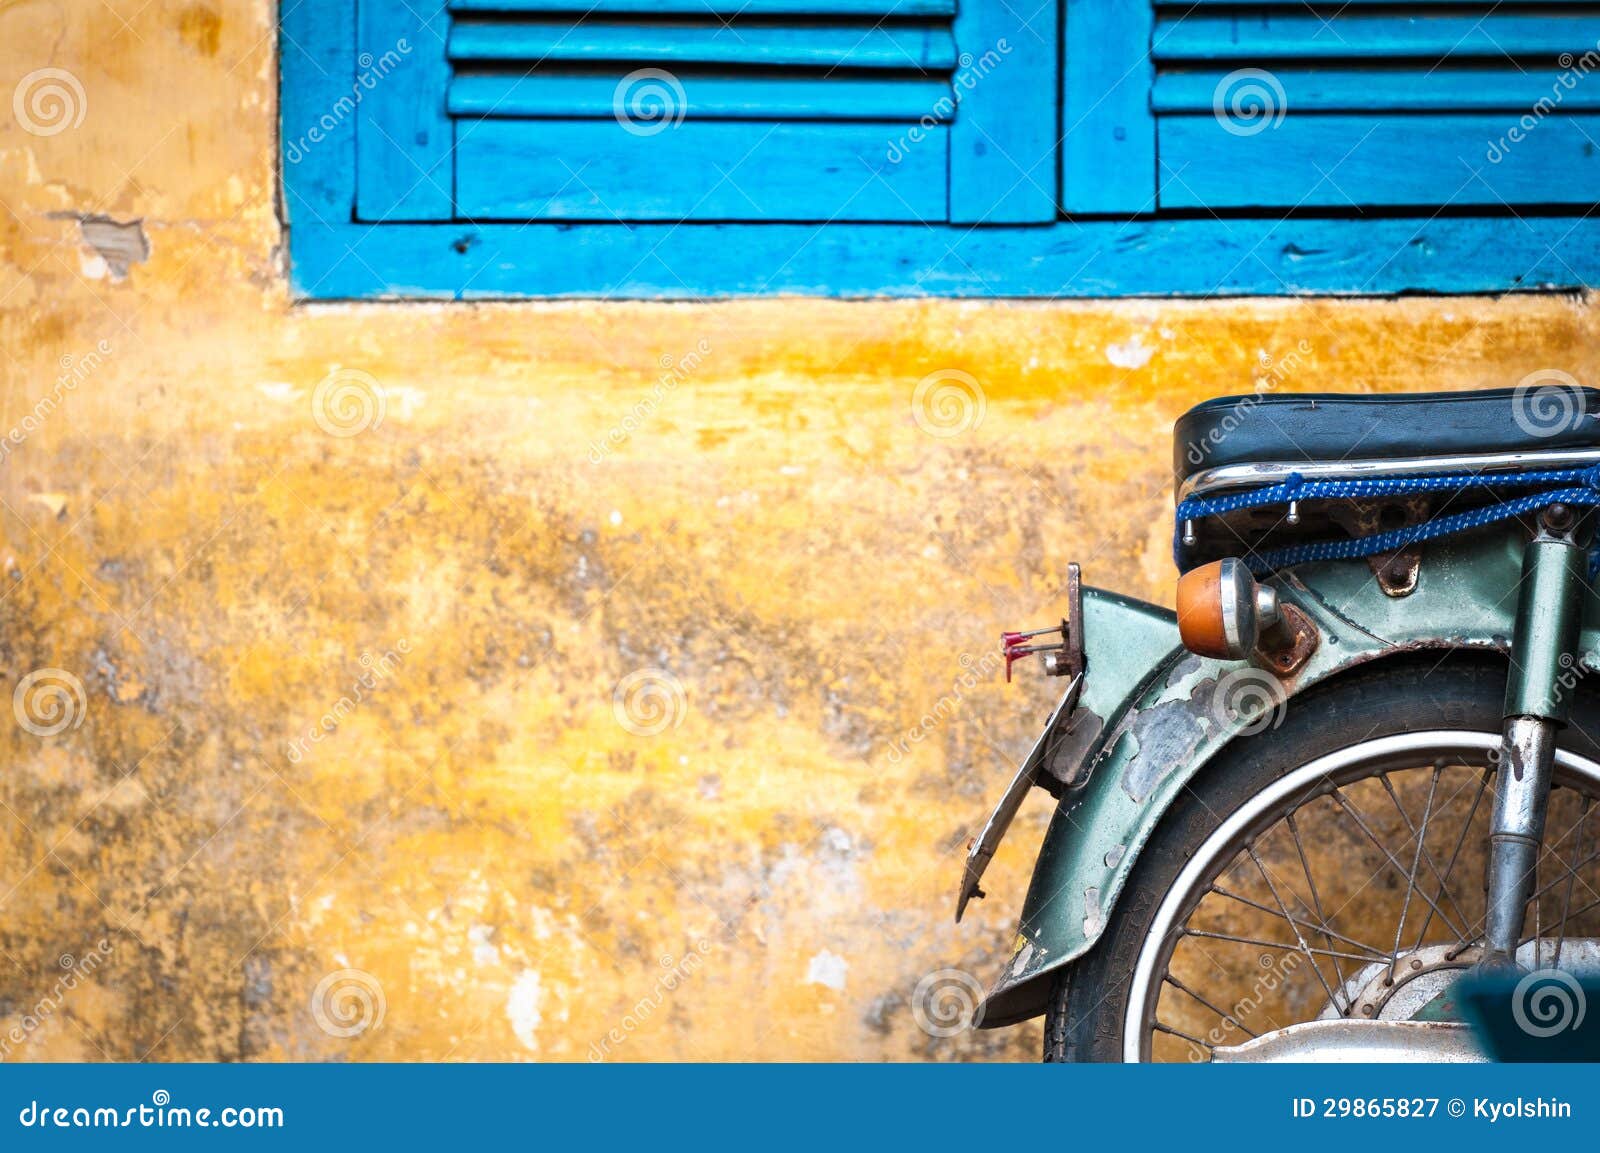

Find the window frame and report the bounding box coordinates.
[280,2,1600,301]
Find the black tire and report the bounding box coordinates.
[1043,656,1600,1062]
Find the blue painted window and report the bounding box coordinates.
[282,1,1600,298]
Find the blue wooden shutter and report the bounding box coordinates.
[1150,2,1600,209]
[1061,0,1156,213]
[354,0,1057,226]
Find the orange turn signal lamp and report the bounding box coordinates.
[1176,558,1283,660]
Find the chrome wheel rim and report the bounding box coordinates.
[1123,731,1600,1062]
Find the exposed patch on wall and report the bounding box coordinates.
[805,951,849,991]
[75,216,150,281]
[507,970,544,1052]
[1105,334,1156,370]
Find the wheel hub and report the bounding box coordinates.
[1331,944,1480,1023]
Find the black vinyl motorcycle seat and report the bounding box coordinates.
[1174,388,1600,494]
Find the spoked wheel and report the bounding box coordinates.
[1045,660,1600,1062]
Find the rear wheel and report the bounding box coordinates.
[1044,660,1600,1062]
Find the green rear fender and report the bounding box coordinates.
[980,529,1600,1027]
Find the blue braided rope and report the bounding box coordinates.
[1173,463,1600,573]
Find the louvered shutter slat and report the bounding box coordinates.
[450,0,956,13]
[449,75,955,121]
[449,22,959,69]
[1153,1,1600,210]
[1155,10,1600,59]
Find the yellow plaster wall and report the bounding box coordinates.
[0,0,1596,1061]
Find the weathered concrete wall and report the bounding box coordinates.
[1,0,1596,1061]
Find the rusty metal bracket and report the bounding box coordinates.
[1256,601,1319,677]
[1330,498,1430,597]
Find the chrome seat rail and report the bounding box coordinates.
[1178,447,1600,505]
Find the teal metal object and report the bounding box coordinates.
[1503,535,1589,722]
[979,527,1600,1027]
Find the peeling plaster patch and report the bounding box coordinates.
[469,924,499,968]
[387,385,428,421]
[506,970,544,1051]
[1105,334,1155,370]
[77,216,150,281]
[27,493,68,519]
[805,950,848,991]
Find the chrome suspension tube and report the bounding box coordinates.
[1482,519,1589,968]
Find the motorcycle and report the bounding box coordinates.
[958,387,1600,1062]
